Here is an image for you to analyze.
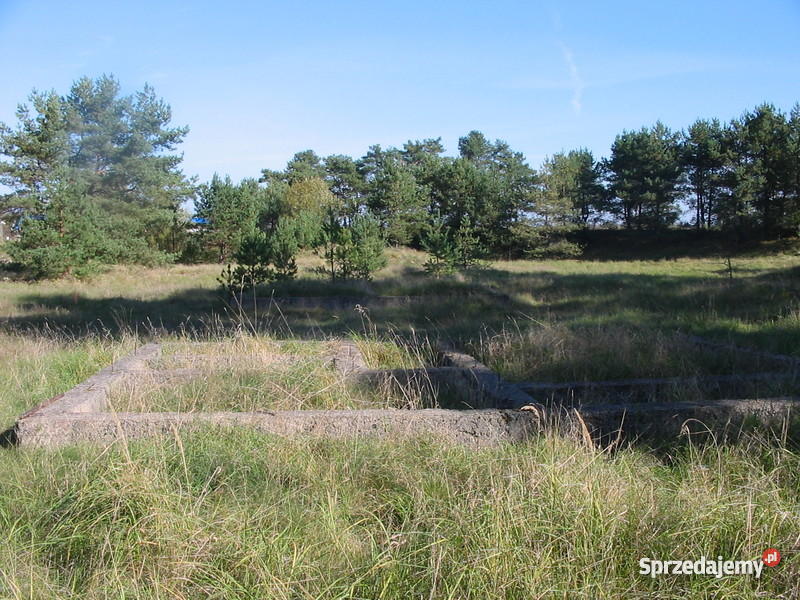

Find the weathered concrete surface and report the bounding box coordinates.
[14,409,542,449]
[520,371,800,404]
[349,367,486,408]
[332,340,368,374]
[577,397,800,441]
[22,343,161,417]
[11,337,797,450]
[13,398,799,449]
[438,349,537,409]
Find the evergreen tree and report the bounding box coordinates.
[538,149,605,225]
[681,119,728,229]
[727,104,793,237]
[368,159,427,245]
[324,154,365,214]
[195,175,262,262]
[315,207,386,281]
[606,122,684,229]
[283,150,326,184]
[0,75,192,276]
[421,216,458,276]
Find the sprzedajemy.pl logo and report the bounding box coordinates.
[639,549,781,579]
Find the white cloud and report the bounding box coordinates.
[559,42,584,116]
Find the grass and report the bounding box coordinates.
[101,335,445,412]
[1,242,800,597]
[108,337,418,412]
[472,322,795,382]
[108,366,376,412]
[0,429,797,598]
[0,331,131,430]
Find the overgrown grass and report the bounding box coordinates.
[106,335,441,412]
[0,331,131,430]
[2,246,800,597]
[0,429,797,598]
[473,322,794,382]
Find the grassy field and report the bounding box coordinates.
[1,244,799,597]
[107,338,438,412]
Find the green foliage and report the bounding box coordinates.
[681,118,728,229]
[452,214,485,268]
[315,208,386,281]
[218,219,300,295]
[323,154,364,212]
[368,160,427,245]
[606,121,684,230]
[284,149,326,184]
[509,220,584,259]
[0,75,191,277]
[268,217,300,280]
[218,233,272,295]
[195,175,263,262]
[538,149,606,225]
[8,180,169,279]
[726,103,799,237]
[346,213,388,279]
[421,217,458,276]
[421,214,485,275]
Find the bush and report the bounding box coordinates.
[422,215,485,277]
[508,221,584,259]
[315,209,386,281]
[421,218,458,277]
[345,214,387,280]
[7,187,174,279]
[218,220,300,296]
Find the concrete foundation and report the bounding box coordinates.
[5,337,799,449]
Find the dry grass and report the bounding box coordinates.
[1,249,800,597]
[105,336,440,412]
[474,321,794,382]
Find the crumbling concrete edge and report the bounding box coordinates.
[12,337,796,450]
[576,397,800,441]
[438,348,538,409]
[12,398,800,450]
[14,409,542,449]
[23,343,162,417]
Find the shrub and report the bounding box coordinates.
[345,214,387,280]
[315,209,386,281]
[8,186,172,279]
[218,220,299,296]
[422,215,485,277]
[509,221,584,259]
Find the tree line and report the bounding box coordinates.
[1,75,798,280]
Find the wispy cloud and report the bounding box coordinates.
[558,42,584,116]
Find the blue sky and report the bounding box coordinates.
[1,0,798,183]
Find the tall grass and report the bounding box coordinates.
[0,331,134,430]
[473,321,794,383]
[0,429,797,598]
[2,250,800,597]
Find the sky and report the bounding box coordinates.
[1,0,799,185]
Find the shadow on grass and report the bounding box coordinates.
[0,284,531,344]
[3,263,798,353]
[2,264,799,455]
[576,229,800,261]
